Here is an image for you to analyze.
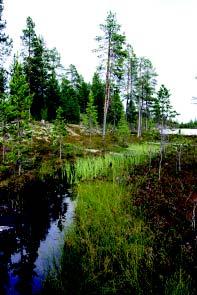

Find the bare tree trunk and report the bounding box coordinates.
[125,61,131,121]
[137,96,142,137]
[102,39,111,140]
[145,101,148,131]
[137,62,143,138]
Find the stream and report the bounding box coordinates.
[0,178,74,295]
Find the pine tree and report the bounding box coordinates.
[124,44,138,128]
[0,0,12,97]
[0,0,12,66]
[0,0,12,162]
[95,11,126,138]
[21,17,61,120]
[135,57,157,137]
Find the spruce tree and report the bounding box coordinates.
[107,89,123,128]
[153,84,177,131]
[66,64,89,114]
[53,106,67,160]
[83,90,98,134]
[91,72,105,126]
[60,78,80,124]
[116,112,130,146]
[46,70,61,121]
[21,17,61,120]
[9,56,32,122]
[9,56,33,174]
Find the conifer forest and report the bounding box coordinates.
[0,1,196,294]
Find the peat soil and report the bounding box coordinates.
[130,145,197,293]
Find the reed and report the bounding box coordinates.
[44,143,159,294]
[62,143,159,184]
[45,181,153,294]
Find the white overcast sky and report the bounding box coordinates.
[4,0,197,122]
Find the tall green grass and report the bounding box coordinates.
[45,181,153,294]
[44,143,159,294]
[164,268,191,295]
[63,143,159,184]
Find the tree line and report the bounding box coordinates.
[0,2,178,141]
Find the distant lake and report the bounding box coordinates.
[162,128,197,136]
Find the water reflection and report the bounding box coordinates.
[0,178,74,295]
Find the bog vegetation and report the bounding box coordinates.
[0,1,197,294]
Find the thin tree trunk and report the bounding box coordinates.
[137,96,142,137]
[125,62,131,121]
[102,38,111,140]
[137,62,143,138]
[145,101,148,131]
[2,120,5,162]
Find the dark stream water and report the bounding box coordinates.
[0,178,74,295]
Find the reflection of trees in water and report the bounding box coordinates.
[0,177,68,294]
[0,231,17,295]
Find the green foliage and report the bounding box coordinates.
[46,145,160,294]
[66,64,90,114]
[153,84,178,127]
[179,119,197,129]
[0,0,12,67]
[95,11,127,138]
[21,17,61,121]
[52,106,67,159]
[60,78,80,124]
[9,56,32,121]
[62,143,159,184]
[107,90,124,127]
[164,269,191,295]
[124,45,138,127]
[46,70,61,121]
[91,72,105,125]
[116,112,130,146]
[83,90,98,133]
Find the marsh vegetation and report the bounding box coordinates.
[43,138,197,295]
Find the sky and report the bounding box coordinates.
[4,0,197,122]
